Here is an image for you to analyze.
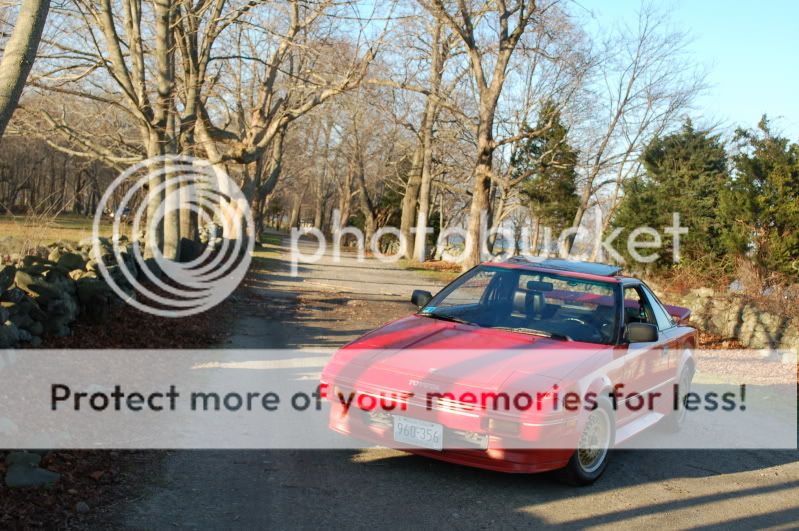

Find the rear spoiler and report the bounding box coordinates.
[665,304,691,324]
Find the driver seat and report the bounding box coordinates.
[525,290,546,321]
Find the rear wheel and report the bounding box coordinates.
[559,397,614,486]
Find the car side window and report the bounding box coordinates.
[623,286,657,327]
[640,284,675,331]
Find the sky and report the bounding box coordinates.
[578,0,799,140]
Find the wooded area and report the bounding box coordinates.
[0,0,796,285]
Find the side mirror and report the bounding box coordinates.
[411,289,433,308]
[626,322,658,343]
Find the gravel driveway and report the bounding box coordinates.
[109,240,799,530]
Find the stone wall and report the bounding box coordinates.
[0,237,138,347]
[652,285,799,353]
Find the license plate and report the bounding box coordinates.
[393,415,443,451]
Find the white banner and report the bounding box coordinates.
[0,349,795,450]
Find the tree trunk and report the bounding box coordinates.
[0,0,50,141]
[313,117,334,231]
[412,19,445,262]
[565,194,589,254]
[354,159,376,244]
[337,166,352,231]
[464,111,495,269]
[156,0,179,259]
[399,144,423,258]
[163,114,180,260]
[531,218,540,254]
[488,184,507,254]
[145,130,165,260]
[288,192,303,229]
[312,193,324,230]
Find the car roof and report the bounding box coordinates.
[485,256,628,283]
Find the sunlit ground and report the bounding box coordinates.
[0,213,122,253]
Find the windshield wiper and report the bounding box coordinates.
[493,327,571,341]
[423,311,470,325]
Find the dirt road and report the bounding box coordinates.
[108,241,799,530]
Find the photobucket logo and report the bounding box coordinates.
[91,155,254,317]
[290,210,687,275]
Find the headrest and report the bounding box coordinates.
[526,280,553,292]
[513,290,527,313]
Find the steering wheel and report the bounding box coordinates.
[564,317,588,326]
[562,316,604,342]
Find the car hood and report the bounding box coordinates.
[327,315,609,391]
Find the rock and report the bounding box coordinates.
[44,320,71,337]
[22,255,53,268]
[48,248,63,263]
[17,328,32,342]
[0,287,25,303]
[29,335,42,347]
[25,320,44,336]
[46,272,77,296]
[15,271,64,303]
[5,464,60,488]
[57,252,86,271]
[0,323,19,348]
[8,312,34,329]
[78,236,99,249]
[77,277,112,324]
[5,451,42,467]
[21,263,51,276]
[689,287,715,298]
[76,501,90,514]
[27,300,47,322]
[0,265,15,292]
[0,306,8,323]
[76,278,111,305]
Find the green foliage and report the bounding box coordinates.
[612,119,731,268]
[719,116,799,276]
[512,102,579,234]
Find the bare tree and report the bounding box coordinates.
[422,0,543,269]
[411,15,451,260]
[566,4,704,255]
[0,0,49,140]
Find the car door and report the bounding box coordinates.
[639,283,682,367]
[620,284,673,419]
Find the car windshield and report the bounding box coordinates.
[420,265,619,344]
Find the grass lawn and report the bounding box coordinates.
[397,258,461,283]
[259,233,283,247]
[250,232,285,273]
[0,214,126,254]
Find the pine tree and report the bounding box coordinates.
[512,102,579,238]
[719,116,799,277]
[612,119,730,268]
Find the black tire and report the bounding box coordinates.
[662,363,694,432]
[559,397,615,486]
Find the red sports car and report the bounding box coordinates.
[321,258,696,484]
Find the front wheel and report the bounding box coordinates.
[662,363,694,432]
[559,397,615,486]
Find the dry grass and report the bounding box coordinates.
[398,259,461,283]
[0,214,124,255]
[644,258,799,321]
